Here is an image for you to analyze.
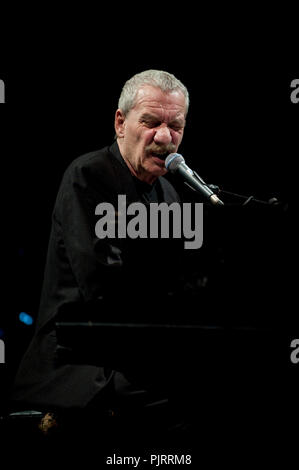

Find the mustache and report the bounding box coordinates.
[145,143,176,156]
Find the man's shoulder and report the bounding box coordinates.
[66,145,114,175]
[61,143,124,187]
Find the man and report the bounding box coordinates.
[11,70,191,446]
[115,71,187,183]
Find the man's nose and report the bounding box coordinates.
[153,125,172,145]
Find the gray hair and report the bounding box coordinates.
[118,69,189,116]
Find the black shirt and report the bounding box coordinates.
[12,141,183,411]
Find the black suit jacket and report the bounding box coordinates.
[12,141,183,411]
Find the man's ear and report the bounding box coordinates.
[114,109,126,138]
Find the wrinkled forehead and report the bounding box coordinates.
[132,85,187,117]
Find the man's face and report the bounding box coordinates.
[115,85,186,184]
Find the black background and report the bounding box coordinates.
[0,12,295,454]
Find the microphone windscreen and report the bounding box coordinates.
[165,153,184,172]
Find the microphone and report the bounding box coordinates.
[165,153,224,206]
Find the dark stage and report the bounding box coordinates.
[0,25,295,467]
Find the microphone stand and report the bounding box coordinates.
[208,184,283,207]
[188,171,285,208]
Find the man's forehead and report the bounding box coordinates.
[134,85,186,114]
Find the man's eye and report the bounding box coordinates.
[145,121,159,128]
[170,122,184,131]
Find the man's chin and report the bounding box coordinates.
[139,165,167,184]
[146,158,168,176]
[148,165,167,177]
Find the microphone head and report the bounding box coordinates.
[165,153,185,172]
